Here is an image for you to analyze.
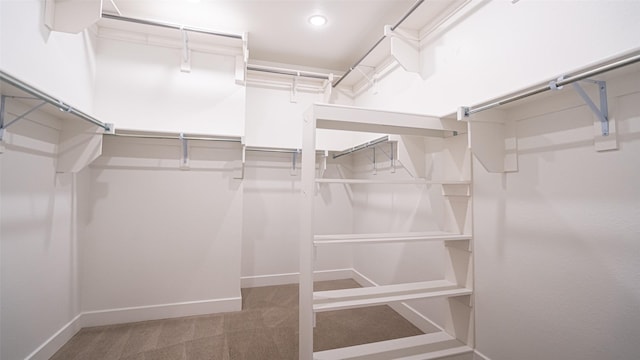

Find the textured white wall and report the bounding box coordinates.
[0,0,97,113]
[80,136,243,314]
[0,102,79,360]
[351,3,640,356]
[472,70,640,360]
[241,152,354,281]
[94,37,245,136]
[355,0,640,116]
[245,83,381,150]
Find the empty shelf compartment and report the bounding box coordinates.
[313,331,472,360]
[313,279,471,312]
[314,232,471,246]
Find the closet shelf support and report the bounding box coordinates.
[572,80,609,136]
[291,149,300,176]
[0,95,47,141]
[179,132,189,169]
[1,70,112,132]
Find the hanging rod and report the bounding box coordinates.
[332,0,425,88]
[332,136,390,159]
[106,132,242,142]
[246,147,299,154]
[247,65,338,81]
[101,13,244,40]
[0,70,111,131]
[462,51,640,117]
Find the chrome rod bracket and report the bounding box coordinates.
[291,73,299,103]
[180,27,192,73]
[390,142,396,173]
[572,80,609,136]
[179,132,189,169]
[372,147,377,175]
[0,95,48,141]
[291,149,300,176]
[457,106,470,120]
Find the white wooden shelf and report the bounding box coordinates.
[313,280,471,312]
[313,331,473,360]
[309,103,467,137]
[316,178,471,185]
[314,232,471,246]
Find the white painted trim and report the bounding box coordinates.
[25,314,83,360]
[315,268,355,281]
[26,296,242,359]
[240,268,355,288]
[474,350,493,360]
[350,268,446,334]
[241,272,300,287]
[81,297,241,327]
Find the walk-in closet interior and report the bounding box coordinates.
[1,1,639,359]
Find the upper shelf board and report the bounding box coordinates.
[307,103,467,137]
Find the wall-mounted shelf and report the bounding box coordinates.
[314,231,471,246]
[310,103,466,138]
[315,178,470,185]
[314,332,472,360]
[0,71,110,173]
[313,279,471,312]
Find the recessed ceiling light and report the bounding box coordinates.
[308,15,327,27]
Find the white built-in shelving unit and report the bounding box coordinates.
[300,103,474,359]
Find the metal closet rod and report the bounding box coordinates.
[0,70,110,131]
[246,147,300,154]
[107,132,242,142]
[466,52,640,116]
[332,136,389,159]
[101,13,244,40]
[247,65,337,81]
[332,0,425,87]
[246,147,329,155]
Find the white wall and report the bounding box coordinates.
[355,0,640,116]
[0,0,97,113]
[245,83,383,150]
[0,101,79,360]
[245,85,324,149]
[94,37,245,136]
[350,3,640,356]
[472,70,640,360]
[241,152,354,285]
[80,136,243,322]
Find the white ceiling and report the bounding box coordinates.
[101,0,419,72]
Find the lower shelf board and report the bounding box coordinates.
[313,331,472,360]
[313,231,472,246]
[313,279,472,312]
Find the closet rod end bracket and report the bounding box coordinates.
[104,123,115,134]
[457,106,470,121]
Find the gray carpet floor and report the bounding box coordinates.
[50,279,424,360]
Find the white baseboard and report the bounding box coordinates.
[25,314,83,360]
[241,272,299,287]
[81,297,242,327]
[26,297,241,360]
[240,268,355,288]
[474,350,492,360]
